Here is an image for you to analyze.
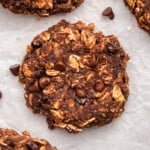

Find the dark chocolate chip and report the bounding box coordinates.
[9,64,20,76]
[55,0,68,4]
[102,7,115,20]
[95,80,104,92]
[54,60,65,71]
[76,88,86,98]
[5,139,15,148]
[28,94,41,113]
[26,141,40,150]
[107,44,117,54]
[31,39,42,48]
[41,96,49,104]
[35,70,44,77]
[29,80,40,92]
[47,117,55,129]
[0,91,2,99]
[39,77,50,89]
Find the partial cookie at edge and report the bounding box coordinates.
[124,0,150,33]
[0,0,84,16]
[0,128,57,150]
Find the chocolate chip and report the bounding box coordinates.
[0,91,2,99]
[47,117,55,129]
[9,64,20,76]
[95,80,104,92]
[35,70,44,77]
[41,96,49,104]
[55,0,68,4]
[29,80,40,92]
[26,141,40,150]
[107,45,117,53]
[102,7,115,20]
[76,88,86,98]
[28,94,41,113]
[5,139,15,148]
[54,60,65,71]
[39,77,50,88]
[31,39,42,48]
[107,44,118,54]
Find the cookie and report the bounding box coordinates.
[0,128,57,150]
[0,0,84,16]
[19,20,130,133]
[124,0,150,33]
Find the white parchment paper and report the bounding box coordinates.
[0,0,150,150]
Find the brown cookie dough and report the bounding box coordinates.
[0,128,57,150]
[0,0,84,16]
[124,0,150,33]
[19,20,130,133]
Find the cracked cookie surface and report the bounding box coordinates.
[124,0,150,33]
[0,0,84,16]
[19,20,130,133]
[0,128,57,150]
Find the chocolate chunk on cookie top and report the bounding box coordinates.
[19,20,130,133]
[0,0,84,16]
[125,0,150,33]
[0,128,57,150]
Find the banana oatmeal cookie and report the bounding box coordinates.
[0,0,84,16]
[19,20,130,133]
[124,0,150,33]
[0,128,57,150]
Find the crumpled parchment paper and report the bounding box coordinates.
[0,0,150,150]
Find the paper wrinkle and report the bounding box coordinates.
[0,0,150,150]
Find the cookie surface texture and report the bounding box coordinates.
[19,20,130,133]
[125,0,150,33]
[0,128,57,150]
[0,0,84,16]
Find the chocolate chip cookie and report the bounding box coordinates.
[124,0,150,33]
[0,128,57,150]
[0,0,84,16]
[19,20,130,133]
